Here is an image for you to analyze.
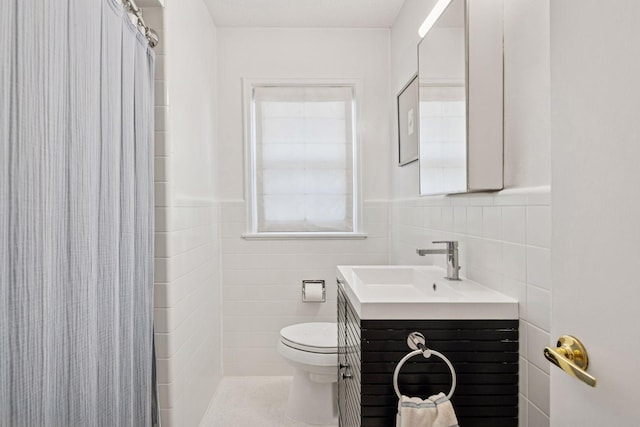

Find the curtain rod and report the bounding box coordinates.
[122,0,159,48]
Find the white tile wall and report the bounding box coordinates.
[389,186,551,425]
[220,200,389,376]
[149,4,222,427]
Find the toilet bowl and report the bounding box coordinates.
[277,322,338,425]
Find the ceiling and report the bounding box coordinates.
[203,0,406,28]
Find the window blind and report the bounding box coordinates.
[252,85,355,233]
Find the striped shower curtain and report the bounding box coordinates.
[0,0,155,425]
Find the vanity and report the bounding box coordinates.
[336,265,519,427]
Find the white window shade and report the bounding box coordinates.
[251,85,356,233]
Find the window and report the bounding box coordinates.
[244,82,361,238]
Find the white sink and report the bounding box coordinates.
[337,265,518,320]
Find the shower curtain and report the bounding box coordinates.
[0,0,155,426]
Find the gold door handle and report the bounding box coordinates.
[543,335,597,387]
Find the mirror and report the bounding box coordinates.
[418,0,503,196]
[418,0,467,195]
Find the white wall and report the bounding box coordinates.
[216,28,391,375]
[216,28,391,202]
[389,1,552,426]
[149,2,222,426]
[390,0,550,199]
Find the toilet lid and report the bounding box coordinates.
[280,322,337,354]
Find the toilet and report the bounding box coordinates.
[277,322,338,425]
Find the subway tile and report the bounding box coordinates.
[155,357,174,383]
[527,188,551,206]
[223,348,291,376]
[527,246,551,290]
[450,196,469,206]
[154,182,169,207]
[494,192,528,206]
[453,207,467,233]
[222,300,336,318]
[482,207,502,240]
[503,243,526,282]
[176,244,214,281]
[159,410,174,427]
[154,54,165,80]
[157,383,175,409]
[477,239,502,273]
[153,283,171,307]
[169,206,216,231]
[526,285,551,331]
[424,206,443,230]
[160,225,215,257]
[223,315,336,333]
[518,395,528,427]
[224,284,311,302]
[154,131,168,156]
[154,232,169,257]
[527,403,549,427]
[223,268,333,287]
[502,207,526,244]
[519,356,528,399]
[154,106,168,131]
[526,323,551,374]
[519,319,528,359]
[503,278,526,316]
[154,257,169,282]
[468,195,494,206]
[223,331,281,348]
[528,364,550,415]
[466,206,483,236]
[408,206,423,227]
[161,263,215,308]
[465,266,502,293]
[156,283,212,340]
[527,206,551,248]
[155,80,167,106]
[441,207,453,231]
[154,156,168,182]
[421,195,449,207]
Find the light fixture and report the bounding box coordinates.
[418,0,453,38]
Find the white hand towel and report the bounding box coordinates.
[396,392,459,427]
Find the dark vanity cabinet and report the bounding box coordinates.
[337,285,519,427]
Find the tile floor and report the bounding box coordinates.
[200,376,338,427]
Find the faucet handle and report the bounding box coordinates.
[432,240,458,250]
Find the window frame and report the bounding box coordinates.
[241,78,365,240]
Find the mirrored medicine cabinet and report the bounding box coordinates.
[417,0,504,196]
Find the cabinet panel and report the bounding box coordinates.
[338,283,519,427]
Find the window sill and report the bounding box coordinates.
[241,232,368,240]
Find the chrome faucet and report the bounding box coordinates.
[417,241,461,281]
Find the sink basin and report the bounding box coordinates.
[349,266,463,300]
[337,265,518,320]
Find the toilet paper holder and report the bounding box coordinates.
[302,280,326,303]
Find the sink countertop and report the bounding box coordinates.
[337,265,518,320]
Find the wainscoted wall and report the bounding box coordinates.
[389,1,551,426]
[215,27,393,376]
[147,2,222,426]
[154,204,221,427]
[389,187,551,426]
[220,201,389,375]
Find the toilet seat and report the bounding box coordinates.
[280,322,337,354]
